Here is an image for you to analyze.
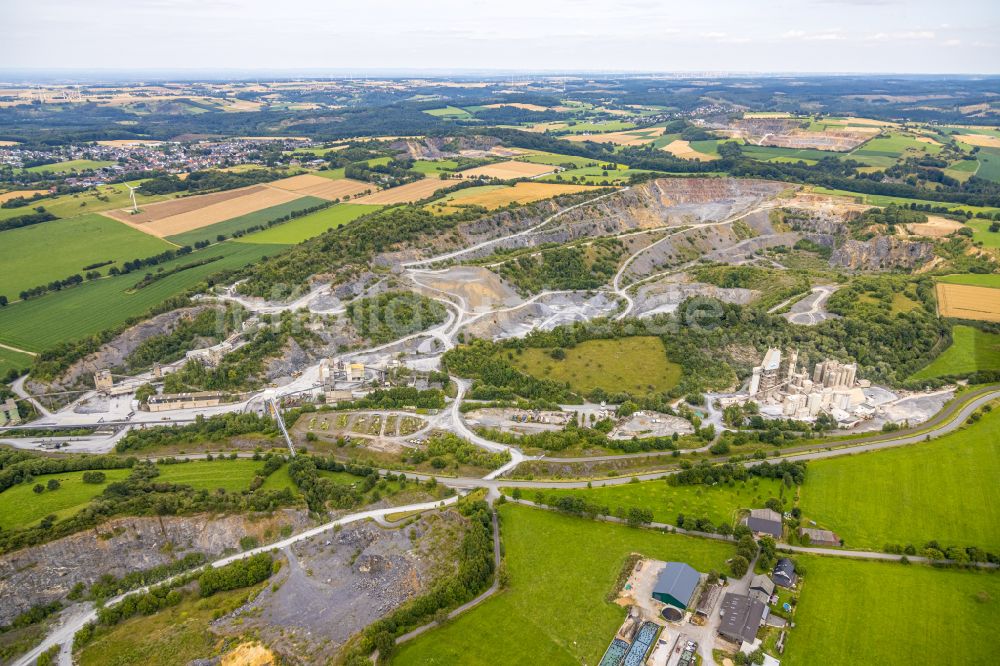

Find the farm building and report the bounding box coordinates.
[651,562,701,609]
[743,508,783,538]
[773,558,798,588]
[799,527,839,546]
[718,593,769,644]
[749,574,775,604]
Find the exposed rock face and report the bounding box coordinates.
[26,305,219,397]
[0,509,310,625]
[830,237,934,271]
[265,337,312,381]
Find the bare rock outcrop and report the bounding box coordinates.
[830,236,934,271]
[26,305,219,397]
[0,509,310,624]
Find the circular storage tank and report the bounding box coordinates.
[661,606,683,622]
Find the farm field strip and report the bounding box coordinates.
[0,189,48,204]
[238,203,382,244]
[661,139,715,161]
[0,213,174,299]
[165,195,327,246]
[105,186,306,238]
[427,182,598,214]
[268,174,373,200]
[0,242,286,351]
[456,160,559,180]
[352,177,455,204]
[935,282,1000,322]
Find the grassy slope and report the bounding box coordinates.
[0,468,132,530]
[392,504,733,665]
[784,556,999,666]
[238,203,381,244]
[75,585,262,666]
[0,346,34,375]
[909,325,1000,380]
[518,476,786,528]
[165,195,325,246]
[0,214,172,299]
[966,218,1000,248]
[509,337,682,396]
[798,406,1000,551]
[0,242,285,352]
[0,460,292,532]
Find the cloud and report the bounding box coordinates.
[867,30,936,41]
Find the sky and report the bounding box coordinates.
[2,0,999,75]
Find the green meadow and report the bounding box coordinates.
[0,213,172,299]
[509,336,682,396]
[518,476,786,528]
[392,504,733,665]
[0,460,294,532]
[25,159,114,174]
[784,556,999,666]
[935,273,1000,287]
[909,325,1000,380]
[798,406,1000,551]
[0,346,34,375]
[239,203,381,244]
[0,468,134,530]
[423,106,473,118]
[0,241,285,352]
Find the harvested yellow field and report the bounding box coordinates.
[105,185,302,237]
[915,136,943,145]
[955,133,1000,149]
[105,185,265,224]
[270,174,372,200]
[0,140,21,146]
[936,283,1000,322]
[563,127,665,146]
[457,160,558,179]
[429,182,597,213]
[0,189,48,204]
[661,139,714,161]
[353,178,454,205]
[904,216,966,238]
